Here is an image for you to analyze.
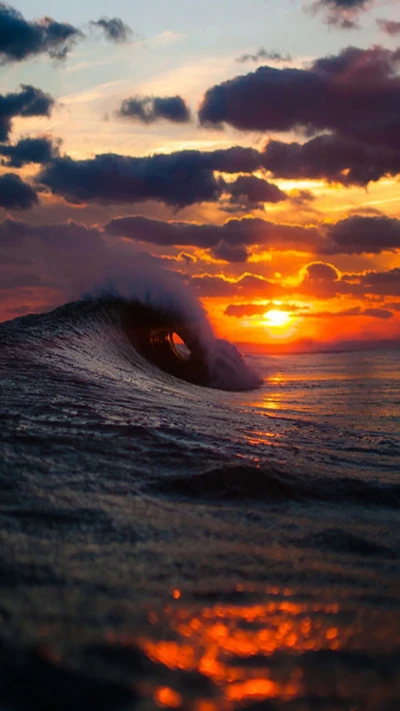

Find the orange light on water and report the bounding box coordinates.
[138,595,344,709]
[155,687,183,708]
[226,679,280,701]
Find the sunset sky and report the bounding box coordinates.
[1,0,400,347]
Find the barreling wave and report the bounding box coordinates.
[0,276,261,392]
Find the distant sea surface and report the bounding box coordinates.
[1,296,399,711]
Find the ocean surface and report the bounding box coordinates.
[0,293,399,711]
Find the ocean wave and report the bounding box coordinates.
[147,462,400,509]
[0,287,261,392]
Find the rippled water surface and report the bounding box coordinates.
[0,300,399,711]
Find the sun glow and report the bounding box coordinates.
[263,309,291,328]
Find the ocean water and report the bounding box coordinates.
[0,293,399,711]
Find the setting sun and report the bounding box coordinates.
[263,310,292,328]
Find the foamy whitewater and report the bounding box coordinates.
[0,275,399,710]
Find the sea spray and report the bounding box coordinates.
[84,262,262,391]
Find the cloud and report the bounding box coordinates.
[105,215,322,262]
[384,302,400,312]
[0,85,54,142]
[363,308,394,319]
[299,262,400,299]
[118,95,191,124]
[38,153,221,208]
[90,17,132,43]
[0,174,38,210]
[358,268,400,297]
[199,45,400,149]
[36,133,400,217]
[376,19,400,36]
[2,216,400,317]
[211,241,250,263]
[0,217,101,248]
[309,0,373,28]
[304,261,340,281]
[262,134,400,186]
[225,175,287,208]
[298,261,342,298]
[200,146,261,174]
[325,215,400,254]
[37,147,263,208]
[236,48,291,63]
[191,272,281,298]
[303,305,393,318]
[0,136,60,167]
[0,3,83,63]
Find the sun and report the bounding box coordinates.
[263,309,291,328]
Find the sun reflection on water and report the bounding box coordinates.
[136,589,343,710]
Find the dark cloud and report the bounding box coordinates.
[90,17,132,43]
[0,174,38,210]
[326,216,400,254]
[358,268,400,297]
[118,95,190,124]
[262,134,400,186]
[236,48,291,63]
[226,175,287,208]
[299,263,400,299]
[201,146,261,174]
[105,215,260,263]
[0,217,101,249]
[363,307,393,319]
[377,19,400,36]
[304,305,393,318]
[309,0,372,28]
[2,214,400,313]
[384,302,400,312]
[0,3,83,63]
[192,273,281,298]
[38,153,221,208]
[33,142,400,256]
[0,85,54,142]
[0,136,60,167]
[211,241,250,263]
[105,215,322,262]
[199,45,400,150]
[304,261,339,281]
[299,261,342,298]
[37,147,263,208]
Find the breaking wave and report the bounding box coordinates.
[1,271,261,392]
